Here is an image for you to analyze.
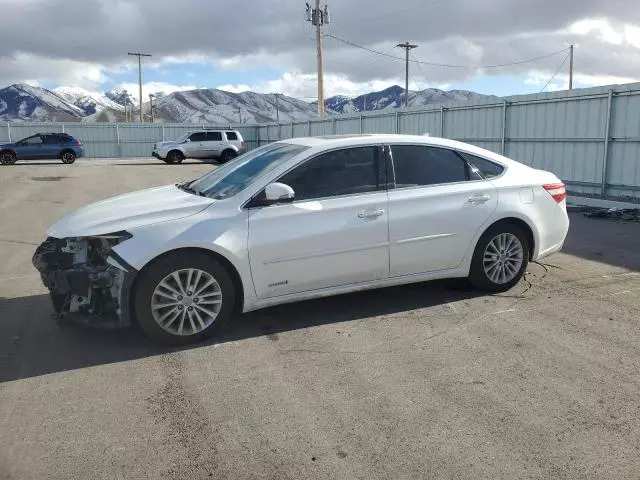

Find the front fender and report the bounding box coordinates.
[111,206,256,305]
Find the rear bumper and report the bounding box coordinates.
[74,147,85,158]
[152,151,164,160]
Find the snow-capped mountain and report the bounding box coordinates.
[149,89,320,124]
[0,84,85,122]
[325,85,497,113]
[0,83,498,123]
[104,88,136,107]
[53,86,124,115]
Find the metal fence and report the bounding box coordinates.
[257,83,640,200]
[2,82,640,199]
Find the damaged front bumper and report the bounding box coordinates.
[32,234,137,328]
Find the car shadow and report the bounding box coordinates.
[0,280,480,383]
[563,212,640,272]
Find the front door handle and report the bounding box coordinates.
[468,194,491,205]
[358,209,385,219]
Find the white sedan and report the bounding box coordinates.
[33,135,569,344]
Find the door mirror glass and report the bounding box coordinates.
[264,182,295,203]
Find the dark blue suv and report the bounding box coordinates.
[0,133,85,165]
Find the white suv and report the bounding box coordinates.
[152,129,244,164]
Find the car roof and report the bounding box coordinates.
[281,134,522,168]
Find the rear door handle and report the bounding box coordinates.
[468,194,491,205]
[358,209,385,219]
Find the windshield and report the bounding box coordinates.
[173,132,190,143]
[188,142,309,200]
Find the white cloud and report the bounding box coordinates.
[525,70,637,92]
[217,84,253,93]
[569,18,624,44]
[0,52,108,89]
[219,72,459,100]
[113,82,198,103]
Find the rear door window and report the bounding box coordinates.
[390,145,468,187]
[206,131,223,141]
[43,135,60,144]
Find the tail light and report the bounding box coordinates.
[241,141,245,149]
[543,183,566,203]
[74,140,82,146]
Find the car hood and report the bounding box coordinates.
[155,140,181,148]
[47,184,214,238]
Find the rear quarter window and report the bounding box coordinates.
[225,131,238,140]
[458,151,505,179]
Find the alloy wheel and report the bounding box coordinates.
[482,232,524,284]
[150,268,223,336]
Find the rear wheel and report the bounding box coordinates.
[166,150,184,164]
[134,251,236,345]
[468,224,529,292]
[61,150,76,164]
[0,151,16,165]
[219,149,236,163]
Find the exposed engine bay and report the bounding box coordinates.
[32,235,133,327]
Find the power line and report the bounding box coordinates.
[325,33,570,69]
[540,52,571,93]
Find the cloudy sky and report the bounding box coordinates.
[1,0,639,99]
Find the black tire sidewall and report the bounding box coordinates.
[469,224,529,292]
[61,151,76,164]
[167,151,183,164]
[1,152,16,165]
[220,150,235,163]
[134,251,236,345]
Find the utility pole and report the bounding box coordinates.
[238,108,242,124]
[149,94,155,123]
[128,52,152,123]
[395,42,417,108]
[306,1,330,118]
[568,44,574,90]
[275,93,280,124]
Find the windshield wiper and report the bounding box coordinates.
[176,182,205,196]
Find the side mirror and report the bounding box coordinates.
[264,182,295,204]
[184,138,191,143]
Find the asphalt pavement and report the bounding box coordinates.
[1,159,640,480]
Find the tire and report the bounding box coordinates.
[219,149,236,163]
[134,251,236,345]
[0,151,17,165]
[468,223,529,292]
[166,150,184,164]
[60,150,76,164]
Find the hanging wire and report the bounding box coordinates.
[325,33,570,69]
[539,52,571,92]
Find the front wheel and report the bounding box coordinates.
[166,150,184,164]
[468,224,529,292]
[0,151,17,165]
[134,251,236,345]
[61,151,76,164]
